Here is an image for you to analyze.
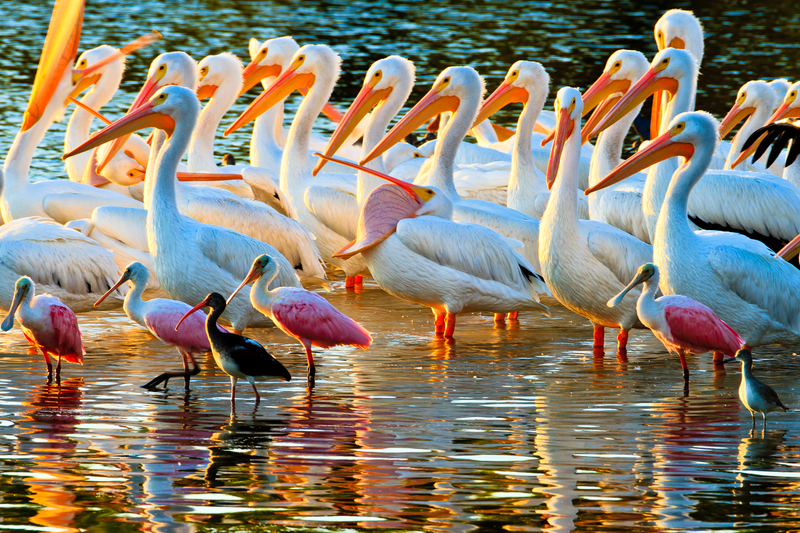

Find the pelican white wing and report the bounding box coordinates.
[395,216,549,298]
[690,172,800,242]
[583,222,654,286]
[304,186,359,241]
[195,224,301,289]
[708,245,800,331]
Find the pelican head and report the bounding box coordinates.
[655,9,704,62]
[70,45,125,100]
[1,277,34,331]
[719,80,775,140]
[70,31,161,101]
[96,51,197,172]
[94,262,149,307]
[98,150,146,186]
[361,66,484,165]
[313,55,416,175]
[546,87,583,189]
[226,44,341,136]
[474,60,549,126]
[607,263,658,307]
[768,79,791,110]
[227,254,280,304]
[241,36,299,94]
[64,86,199,161]
[587,48,696,141]
[197,53,243,100]
[730,81,800,168]
[586,111,717,195]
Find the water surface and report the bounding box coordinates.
[1,1,800,531]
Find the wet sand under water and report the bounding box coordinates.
[0,273,798,532]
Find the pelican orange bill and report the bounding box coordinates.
[473,82,528,127]
[546,105,575,190]
[22,0,84,132]
[225,65,315,136]
[63,100,175,161]
[360,84,460,165]
[585,128,694,196]
[586,67,678,142]
[719,103,754,140]
[313,82,393,176]
[540,71,629,146]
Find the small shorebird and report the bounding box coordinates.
[724,349,788,433]
[1,277,84,384]
[228,254,372,382]
[176,292,290,405]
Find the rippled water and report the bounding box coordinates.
[0,279,799,531]
[2,1,800,531]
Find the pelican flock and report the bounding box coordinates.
[1,0,797,433]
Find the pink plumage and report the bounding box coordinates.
[271,289,373,350]
[144,301,212,353]
[21,297,85,365]
[660,296,744,356]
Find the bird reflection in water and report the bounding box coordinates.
[17,379,84,533]
[204,411,279,488]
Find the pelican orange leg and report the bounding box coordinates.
[354,275,363,288]
[617,329,629,351]
[509,312,519,320]
[494,313,506,323]
[433,310,445,335]
[593,326,604,348]
[445,313,457,338]
[345,276,356,289]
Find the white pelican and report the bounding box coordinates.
[768,79,791,111]
[241,36,363,173]
[0,0,124,312]
[327,159,548,337]
[66,85,303,332]
[473,61,589,219]
[539,87,651,353]
[652,9,703,140]
[361,66,547,295]
[590,111,800,347]
[2,24,143,224]
[588,48,800,249]
[66,41,154,192]
[311,55,416,244]
[225,45,367,287]
[580,50,650,243]
[71,58,326,285]
[720,80,781,173]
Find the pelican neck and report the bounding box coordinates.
[250,75,285,170]
[547,120,582,229]
[509,89,545,198]
[188,81,239,172]
[426,95,480,198]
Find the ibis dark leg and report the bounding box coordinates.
[230,376,237,405]
[247,376,261,403]
[55,355,62,385]
[142,348,201,390]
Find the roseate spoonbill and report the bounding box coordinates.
[609,263,744,381]
[228,254,372,381]
[1,277,84,384]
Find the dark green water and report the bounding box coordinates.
[1,1,800,531]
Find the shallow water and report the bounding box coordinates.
[1,0,800,531]
[0,276,799,532]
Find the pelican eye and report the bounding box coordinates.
[374,71,381,78]
[154,93,169,105]
[159,64,166,71]
[737,91,747,105]
[510,70,518,78]
[413,152,422,158]
[78,58,87,69]
[789,91,798,103]
[671,122,685,135]
[259,48,268,57]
